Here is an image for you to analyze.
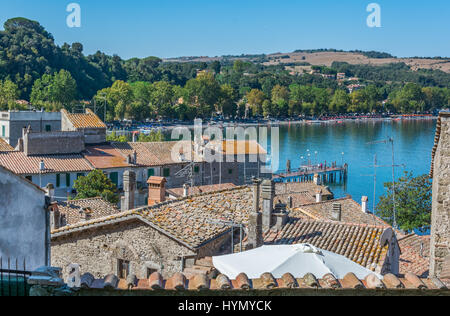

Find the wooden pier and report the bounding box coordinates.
[273,164,348,184]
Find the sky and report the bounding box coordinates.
[1,0,449,59]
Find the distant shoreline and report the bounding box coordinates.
[108,115,438,134]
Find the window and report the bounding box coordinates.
[45,125,51,132]
[194,166,200,173]
[66,174,71,187]
[228,169,233,175]
[146,268,157,278]
[1,125,5,137]
[147,168,155,178]
[163,168,170,177]
[110,172,119,187]
[117,259,130,279]
[25,176,32,182]
[56,174,61,188]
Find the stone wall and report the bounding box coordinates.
[430,113,450,277]
[51,219,196,280]
[4,117,61,147]
[24,131,85,155]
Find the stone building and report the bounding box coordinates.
[0,110,61,147]
[51,184,256,280]
[0,166,50,270]
[430,110,450,279]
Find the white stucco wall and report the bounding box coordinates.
[0,168,48,271]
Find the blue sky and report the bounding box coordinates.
[1,0,449,59]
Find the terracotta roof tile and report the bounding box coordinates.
[0,138,13,151]
[294,197,389,227]
[398,234,430,278]
[63,109,106,129]
[264,218,388,271]
[55,197,120,226]
[78,272,448,293]
[167,183,237,198]
[83,145,129,169]
[0,151,93,175]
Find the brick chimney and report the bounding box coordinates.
[361,196,369,213]
[121,170,136,211]
[261,179,275,231]
[147,176,167,206]
[248,179,263,250]
[332,203,342,222]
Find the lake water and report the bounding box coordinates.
[268,119,437,212]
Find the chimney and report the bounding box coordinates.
[313,174,320,185]
[248,179,263,250]
[80,207,92,221]
[273,201,289,231]
[39,160,45,172]
[183,184,189,197]
[121,170,136,211]
[316,189,323,203]
[133,151,137,164]
[45,183,55,202]
[261,179,275,231]
[287,196,293,208]
[361,196,369,213]
[49,204,60,230]
[332,203,342,222]
[147,176,167,206]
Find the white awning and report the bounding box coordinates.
[212,244,380,280]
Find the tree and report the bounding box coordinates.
[30,70,77,108]
[376,172,432,232]
[246,89,266,116]
[218,84,237,117]
[184,72,221,117]
[329,89,350,113]
[73,169,119,204]
[0,79,19,109]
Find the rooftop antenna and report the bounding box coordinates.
[366,137,405,229]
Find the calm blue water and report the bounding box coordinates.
[267,119,437,213]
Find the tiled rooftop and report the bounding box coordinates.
[275,182,334,208]
[77,271,448,292]
[52,187,254,249]
[214,140,268,155]
[0,138,13,151]
[0,151,93,175]
[55,198,121,226]
[294,197,389,227]
[62,109,106,129]
[264,218,388,271]
[398,234,431,278]
[167,183,237,198]
[83,145,129,169]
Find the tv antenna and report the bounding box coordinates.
[207,219,244,254]
[366,137,405,229]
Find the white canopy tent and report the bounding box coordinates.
[212,244,380,280]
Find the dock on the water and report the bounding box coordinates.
[273,163,348,184]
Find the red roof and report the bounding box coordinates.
[0,151,93,175]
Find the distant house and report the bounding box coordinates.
[0,166,50,271]
[0,110,61,147]
[61,109,107,144]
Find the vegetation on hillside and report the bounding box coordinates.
[1,17,450,120]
